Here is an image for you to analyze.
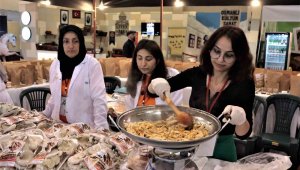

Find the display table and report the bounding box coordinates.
[7,83,50,110]
[37,50,57,60]
[115,76,128,87]
[0,101,292,169]
[255,92,270,99]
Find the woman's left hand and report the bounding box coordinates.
[222,105,246,126]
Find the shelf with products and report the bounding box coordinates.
[266,52,287,55]
[290,51,300,71]
[267,43,288,47]
[291,50,300,54]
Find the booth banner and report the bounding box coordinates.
[167,28,186,56]
[109,31,115,45]
[262,6,300,22]
[220,9,240,27]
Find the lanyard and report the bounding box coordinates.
[141,75,151,106]
[205,75,228,113]
[62,79,70,96]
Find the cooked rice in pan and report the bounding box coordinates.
[124,117,209,141]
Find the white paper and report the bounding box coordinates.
[193,135,217,157]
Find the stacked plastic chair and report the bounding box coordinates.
[261,94,300,166]
[104,76,121,94]
[19,87,51,111]
[234,95,267,159]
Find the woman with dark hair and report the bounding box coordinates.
[148,26,255,162]
[125,39,182,110]
[43,25,108,129]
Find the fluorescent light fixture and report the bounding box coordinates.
[174,0,184,7]
[98,1,107,10]
[251,0,261,7]
[21,11,31,25]
[40,0,51,6]
[22,26,31,41]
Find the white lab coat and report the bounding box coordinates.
[125,67,183,111]
[43,55,108,129]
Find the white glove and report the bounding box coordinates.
[222,105,246,126]
[148,78,170,99]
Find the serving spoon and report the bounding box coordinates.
[163,93,194,130]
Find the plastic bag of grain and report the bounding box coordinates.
[40,60,53,82]
[5,63,26,86]
[104,58,121,76]
[254,68,265,88]
[119,59,131,78]
[21,64,35,85]
[290,75,300,96]
[279,70,292,92]
[35,62,44,84]
[264,70,282,93]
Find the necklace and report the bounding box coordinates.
[205,75,228,113]
[210,76,228,95]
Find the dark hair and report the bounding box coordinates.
[126,39,167,97]
[200,26,254,82]
[127,30,136,36]
[58,25,87,79]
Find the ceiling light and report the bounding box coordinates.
[251,0,260,7]
[22,26,32,41]
[40,0,51,6]
[174,0,184,8]
[21,11,31,25]
[98,1,107,10]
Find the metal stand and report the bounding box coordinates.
[146,147,198,170]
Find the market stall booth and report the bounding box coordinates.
[0,102,293,169]
[0,0,299,169]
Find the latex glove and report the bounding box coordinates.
[148,78,171,99]
[222,105,246,126]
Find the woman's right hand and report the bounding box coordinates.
[148,78,170,99]
[222,105,246,126]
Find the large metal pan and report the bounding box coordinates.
[117,105,222,149]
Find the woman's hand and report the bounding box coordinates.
[148,78,170,99]
[222,105,246,126]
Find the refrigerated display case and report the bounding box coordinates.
[264,32,292,70]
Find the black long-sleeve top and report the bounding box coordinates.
[122,39,135,58]
[168,66,255,139]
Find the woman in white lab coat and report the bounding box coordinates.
[125,39,183,110]
[43,25,108,129]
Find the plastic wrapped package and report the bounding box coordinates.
[120,145,152,170]
[213,152,292,170]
